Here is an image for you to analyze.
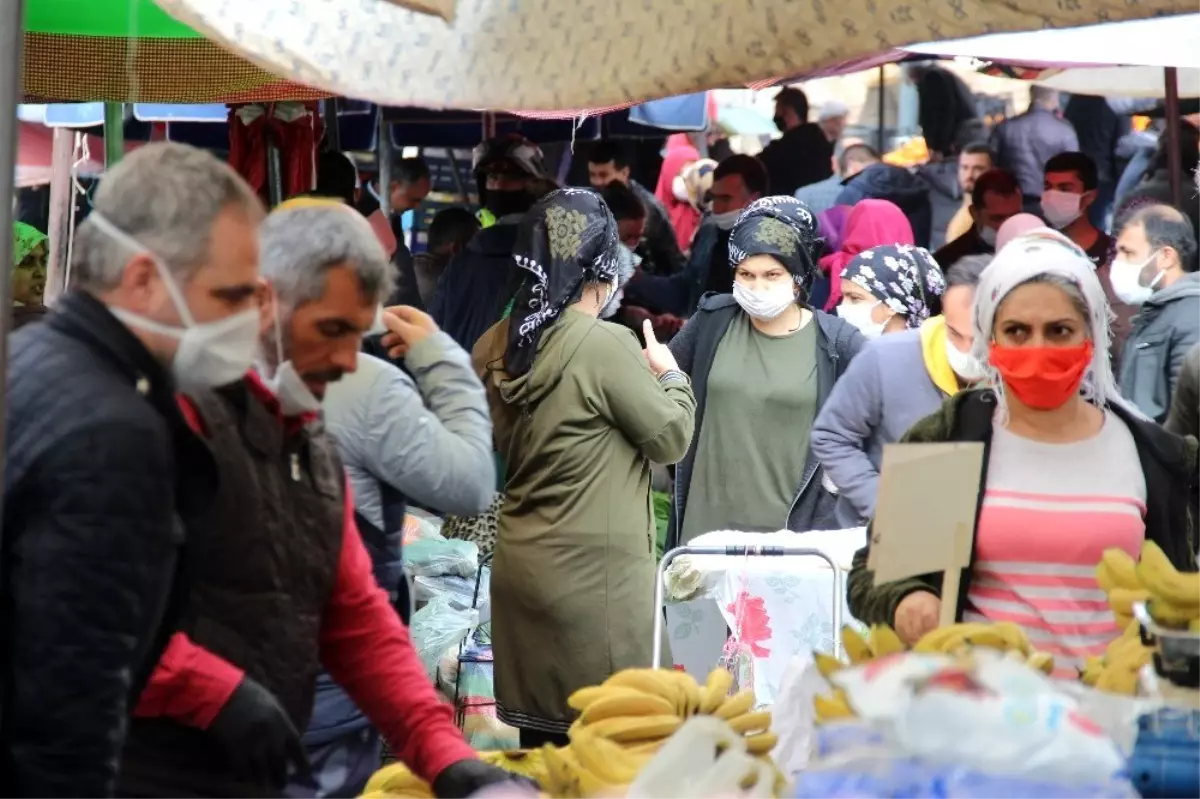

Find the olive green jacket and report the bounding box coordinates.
[847,389,1199,628]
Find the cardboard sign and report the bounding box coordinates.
[867,442,985,626]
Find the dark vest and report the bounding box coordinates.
[119,382,345,798]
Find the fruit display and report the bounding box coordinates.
[1079,620,1151,695]
[360,667,778,798]
[812,624,1057,724]
[1096,543,1200,631]
[547,668,778,798]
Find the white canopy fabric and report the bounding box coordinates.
[903,13,1200,69]
[1035,66,1200,98]
[151,0,1192,111]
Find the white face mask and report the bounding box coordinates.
[732,281,795,320]
[672,174,689,203]
[1109,250,1163,305]
[979,224,998,248]
[90,213,260,392]
[259,300,322,416]
[945,336,987,382]
[1040,190,1083,230]
[837,299,890,339]
[711,209,741,231]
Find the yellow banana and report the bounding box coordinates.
[813,690,855,722]
[1147,598,1199,629]
[1079,655,1104,686]
[963,621,1029,655]
[570,727,646,785]
[868,624,906,657]
[365,762,423,794]
[625,739,666,756]
[714,690,756,720]
[814,651,845,679]
[745,731,779,755]
[1098,549,1141,591]
[582,713,683,743]
[1191,618,1200,633]
[668,669,702,717]
[604,668,678,702]
[1108,587,1152,616]
[726,710,772,734]
[541,745,583,799]
[1137,541,1200,609]
[578,691,677,725]
[912,623,981,653]
[841,626,874,664]
[1113,611,1135,631]
[1095,661,1144,695]
[568,685,617,712]
[700,668,734,714]
[1026,651,1055,675]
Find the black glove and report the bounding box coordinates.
[431,759,539,798]
[207,677,310,789]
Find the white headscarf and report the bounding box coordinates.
[972,228,1141,421]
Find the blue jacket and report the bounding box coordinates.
[429,221,523,353]
[666,294,865,545]
[1120,273,1200,423]
[836,163,934,249]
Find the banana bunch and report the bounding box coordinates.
[1096,544,1200,631]
[361,761,434,799]
[541,726,660,798]
[1079,620,1153,695]
[811,626,901,724]
[566,668,776,757]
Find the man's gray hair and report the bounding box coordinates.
[71,142,264,292]
[260,205,394,309]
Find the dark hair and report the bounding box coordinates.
[714,155,769,197]
[314,150,358,206]
[838,143,880,175]
[945,253,993,288]
[1044,151,1098,191]
[587,140,631,170]
[426,207,480,254]
[394,157,431,186]
[1127,204,1199,273]
[971,168,1022,208]
[1151,120,1200,177]
[775,87,809,122]
[961,141,994,160]
[600,181,646,221]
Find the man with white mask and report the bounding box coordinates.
[684,155,768,312]
[667,197,864,546]
[1113,204,1200,422]
[118,199,519,798]
[813,254,992,526]
[1,142,264,797]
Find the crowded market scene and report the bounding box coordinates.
[3,0,1200,797]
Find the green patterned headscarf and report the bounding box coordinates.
[12,223,49,306]
[13,222,48,268]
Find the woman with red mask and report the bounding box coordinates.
[847,230,1197,677]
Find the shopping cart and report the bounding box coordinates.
[650,543,846,669]
[453,551,493,728]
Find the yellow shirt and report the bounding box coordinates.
[944,199,974,244]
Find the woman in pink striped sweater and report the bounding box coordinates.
[848,229,1197,676]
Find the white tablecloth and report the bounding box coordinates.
[663,529,866,706]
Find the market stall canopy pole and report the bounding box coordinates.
[0,0,25,529]
[1165,67,1183,208]
[151,0,1193,111]
[104,102,125,166]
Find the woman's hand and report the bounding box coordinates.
[893,590,941,645]
[643,320,680,377]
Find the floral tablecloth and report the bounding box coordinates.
[663,529,867,706]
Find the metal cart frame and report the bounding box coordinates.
[651,544,845,668]
[453,551,493,728]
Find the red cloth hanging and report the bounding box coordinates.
[226,103,322,202]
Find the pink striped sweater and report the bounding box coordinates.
[963,412,1147,678]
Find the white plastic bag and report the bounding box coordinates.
[404,537,479,578]
[628,716,775,799]
[408,594,478,679]
[769,653,830,778]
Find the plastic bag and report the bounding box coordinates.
[628,716,775,799]
[413,566,490,623]
[405,507,445,545]
[769,654,831,778]
[409,594,478,679]
[404,537,479,578]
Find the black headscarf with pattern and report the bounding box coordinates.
[727,196,822,299]
[505,188,621,377]
[841,244,947,328]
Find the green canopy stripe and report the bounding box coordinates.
[25,0,200,39]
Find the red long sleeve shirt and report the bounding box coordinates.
[134,374,477,784]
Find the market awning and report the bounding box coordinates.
[150,0,1193,111]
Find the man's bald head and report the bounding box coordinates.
[1126,203,1198,273]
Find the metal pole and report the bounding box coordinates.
[376,106,391,218]
[103,102,124,167]
[45,128,75,303]
[1164,67,1183,209]
[0,0,26,519]
[322,98,341,152]
[876,65,886,153]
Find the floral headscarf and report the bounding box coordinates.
[505,188,620,377]
[841,244,946,329]
[728,196,822,298]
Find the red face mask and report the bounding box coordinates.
[988,341,1094,410]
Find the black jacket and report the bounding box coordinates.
[667,295,865,546]
[933,225,993,273]
[428,220,523,353]
[0,291,217,797]
[757,124,835,197]
[632,181,686,276]
[836,163,934,249]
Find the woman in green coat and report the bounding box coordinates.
[474,188,696,748]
